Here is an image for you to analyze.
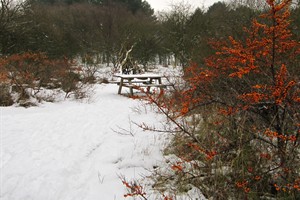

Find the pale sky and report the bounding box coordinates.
[146,0,225,12]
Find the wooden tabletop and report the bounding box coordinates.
[113,74,163,79]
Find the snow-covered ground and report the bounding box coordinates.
[1,83,168,200]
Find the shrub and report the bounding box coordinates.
[0,52,87,105]
[0,84,13,106]
[60,71,82,98]
[144,1,300,199]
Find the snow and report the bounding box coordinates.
[0,84,168,200]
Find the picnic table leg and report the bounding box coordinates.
[158,77,162,84]
[129,87,133,96]
[129,78,134,96]
[118,78,124,94]
[158,77,164,93]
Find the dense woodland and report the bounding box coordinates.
[1,0,299,66]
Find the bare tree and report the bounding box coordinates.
[158,3,193,67]
[0,0,22,53]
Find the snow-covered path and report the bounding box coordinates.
[1,84,166,200]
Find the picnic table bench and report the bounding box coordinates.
[113,74,171,96]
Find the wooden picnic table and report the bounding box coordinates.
[113,74,166,96]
